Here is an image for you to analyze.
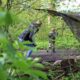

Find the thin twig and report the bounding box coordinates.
[54,72,65,80]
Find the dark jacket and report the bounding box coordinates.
[19,23,39,42]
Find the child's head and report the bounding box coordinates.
[34,20,42,27]
[51,28,55,32]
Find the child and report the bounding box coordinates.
[47,28,57,53]
[18,20,42,57]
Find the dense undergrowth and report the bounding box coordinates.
[0,0,80,80]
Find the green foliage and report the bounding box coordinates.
[0,11,6,26]
[5,11,13,26]
[0,11,12,26]
[0,0,80,80]
[0,30,48,80]
[62,72,80,80]
[0,7,48,80]
[0,66,8,80]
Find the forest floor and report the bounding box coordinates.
[32,49,80,80]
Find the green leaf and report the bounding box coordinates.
[13,59,30,70]
[0,67,8,80]
[32,63,44,69]
[5,11,13,26]
[0,33,16,59]
[0,32,7,43]
[0,11,6,26]
[13,40,19,49]
[26,69,48,80]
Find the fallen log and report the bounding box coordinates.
[31,51,80,77]
[31,52,80,62]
